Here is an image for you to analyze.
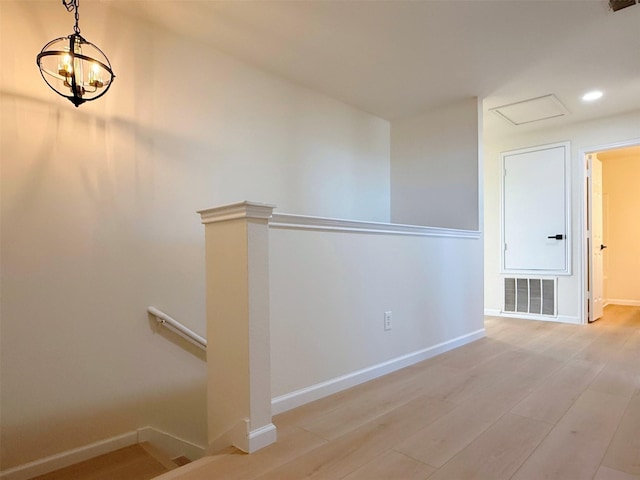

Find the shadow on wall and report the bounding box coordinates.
[1,91,211,471]
[0,381,207,471]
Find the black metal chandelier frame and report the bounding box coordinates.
[36,0,115,107]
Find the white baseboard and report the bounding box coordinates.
[555,315,582,325]
[607,299,640,307]
[246,423,277,453]
[0,427,205,480]
[484,308,501,316]
[0,432,137,480]
[137,427,205,461]
[208,419,277,455]
[271,328,486,415]
[487,311,582,325]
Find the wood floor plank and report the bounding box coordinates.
[403,363,473,403]
[31,445,169,480]
[594,466,640,480]
[511,389,629,480]
[602,390,640,475]
[432,337,513,370]
[417,348,535,407]
[394,368,536,469]
[589,364,640,399]
[509,352,565,383]
[394,401,505,468]
[152,427,328,480]
[275,360,422,432]
[427,413,551,480]
[572,334,629,365]
[253,395,455,480]
[140,443,179,471]
[150,456,225,480]
[510,359,604,424]
[299,369,427,440]
[341,451,435,480]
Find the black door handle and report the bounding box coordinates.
[601,244,607,250]
[547,234,564,240]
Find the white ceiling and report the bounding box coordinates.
[117,0,640,135]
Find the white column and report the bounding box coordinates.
[198,201,276,453]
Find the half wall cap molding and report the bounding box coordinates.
[198,201,276,224]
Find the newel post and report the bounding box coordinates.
[198,201,277,453]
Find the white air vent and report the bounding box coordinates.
[504,277,556,316]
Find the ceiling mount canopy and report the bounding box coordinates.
[36,0,115,107]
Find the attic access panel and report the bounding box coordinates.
[490,94,569,126]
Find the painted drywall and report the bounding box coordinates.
[484,109,640,321]
[0,1,390,470]
[602,152,640,304]
[269,227,484,398]
[391,97,480,230]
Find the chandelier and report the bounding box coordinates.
[36,0,115,107]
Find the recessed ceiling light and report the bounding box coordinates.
[582,90,603,102]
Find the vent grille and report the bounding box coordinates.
[504,278,556,316]
[610,0,637,12]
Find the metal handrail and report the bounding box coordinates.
[147,306,207,350]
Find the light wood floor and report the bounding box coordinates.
[159,305,640,480]
[30,443,176,480]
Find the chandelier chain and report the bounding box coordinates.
[62,0,81,34]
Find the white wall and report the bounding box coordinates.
[484,109,640,321]
[269,226,484,399]
[0,1,390,470]
[391,98,480,230]
[602,152,640,304]
[262,95,484,406]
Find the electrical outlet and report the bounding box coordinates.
[384,311,392,331]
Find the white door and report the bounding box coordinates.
[503,144,568,272]
[590,154,604,321]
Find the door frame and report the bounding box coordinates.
[581,138,640,324]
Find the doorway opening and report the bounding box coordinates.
[583,140,640,323]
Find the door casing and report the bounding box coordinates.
[581,139,640,324]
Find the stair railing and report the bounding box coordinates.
[147,307,207,350]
